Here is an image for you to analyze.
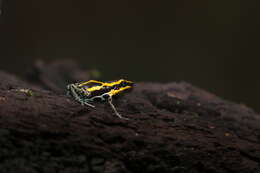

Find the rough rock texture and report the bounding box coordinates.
[0,63,260,173]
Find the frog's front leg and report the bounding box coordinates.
[107,96,129,120]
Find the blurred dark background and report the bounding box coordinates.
[0,0,259,112]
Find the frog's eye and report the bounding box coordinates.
[121,81,127,87]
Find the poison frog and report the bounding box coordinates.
[66,79,134,120]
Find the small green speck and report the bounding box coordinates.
[176,100,181,105]
[26,90,34,96]
[191,112,199,117]
[16,89,34,97]
[89,69,102,78]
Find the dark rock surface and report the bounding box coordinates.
[0,62,260,173]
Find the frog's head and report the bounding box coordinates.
[118,79,134,87]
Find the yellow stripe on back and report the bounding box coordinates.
[81,79,133,92]
[107,86,131,96]
[79,80,104,87]
[85,86,103,92]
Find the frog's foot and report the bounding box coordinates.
[75,98,94,108]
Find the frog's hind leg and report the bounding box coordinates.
[82,100,95,108]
